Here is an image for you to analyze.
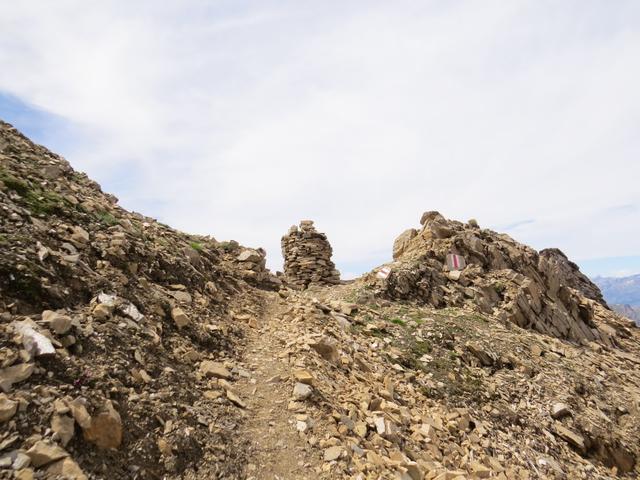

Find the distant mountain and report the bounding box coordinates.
[593,274,640,305]
[611,305,640,326]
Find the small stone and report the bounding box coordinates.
[309,338,340,364]
[237,249,263,263]
[0,455,11,468]
[54,398,70,414]
[92,303,113,321]
[15,469,35,480]
[46,312,73,335]
[0,393,18,422]
[83,400,122,449]
[448,270,461,281]
[292,383,313,401]
[26,440,68,467]
[0,363,34,393]
[171,307,190,328]
[69,399,92,429]
[555,425,585,452]
[70,226,90,245]
[45,457,87,480]
[550,403,571,420]
[51,414,75,446]
[530,344,543,357]
[226,390,246,408]
[199,361,231,379]
[13,452,31,470]
[324,446,343,462]
[203,390,222,400]
[13,320,55,357]
[293,369,314,385]
[170,291,192,304]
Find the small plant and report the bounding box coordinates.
[219,241,236,252]
[1,169,66,216]
[189,241,203,251]
[411,340,432,356]
[390,318,406,326]
[0,172,29,196]
[96,211,118,226]
[24,188,65,215]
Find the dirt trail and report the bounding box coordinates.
[235,292,321,480]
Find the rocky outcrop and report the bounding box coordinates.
[281,220,340,289]
[539,248,608,306]
[375,211,632,345]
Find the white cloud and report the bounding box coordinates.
[1,0,639,276]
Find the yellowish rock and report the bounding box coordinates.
[0,393,18,422]
[46,457,87,480]
[83,400,122,449]
[171,307,190,328]
[26,440,68,467]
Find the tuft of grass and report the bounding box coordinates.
[390,318,406,326]
[96,211,119,226]
[218,241,236,252]
[1,169,66,216]
[189,241,203,251]
[24,189,65,215]
[0,173,29,196]
[411,340,432,356]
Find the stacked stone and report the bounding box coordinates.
[281,220,341,289]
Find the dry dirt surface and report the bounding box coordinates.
[235,292,324,480]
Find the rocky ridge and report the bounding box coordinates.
[0,120,639,479]
[384,212,629,346]
[0,120,262,479]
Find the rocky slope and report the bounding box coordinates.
[0,120,271,479]
[1,121,639,480]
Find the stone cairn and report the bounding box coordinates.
[281,220,341,289]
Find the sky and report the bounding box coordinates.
[1,0,639,279]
